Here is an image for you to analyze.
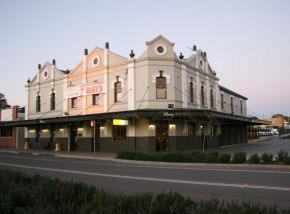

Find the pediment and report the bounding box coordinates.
[146,35,175,46]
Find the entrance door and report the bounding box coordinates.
[70,126,78,151]
[95,124,100,152]
[155,121,169,152]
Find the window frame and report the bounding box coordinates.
[36,95,41,112]
[189,82,194,103]
[0,127,12,137]
[72,97,77,108]
[114,81,122,103]
[113,125,127,141]
[93,94,100,106]
[156,75,167,99]
[50,92,55,111]
[231,97,234,114]
[240,100,243,114]
[201,86,205,106]
[210,89,214,108]
[188,123,196,139]
[221,94,224,110]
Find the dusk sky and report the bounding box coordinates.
[0,0,289,119]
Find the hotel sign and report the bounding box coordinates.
[65,80,106,98]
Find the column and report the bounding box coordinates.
[128,59,135,110]
[181,64,188,109]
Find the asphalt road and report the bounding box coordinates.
[210,136,290,156]
[0,152,290,210]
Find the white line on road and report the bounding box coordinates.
[1,162,290,192]
[1,154,290,174]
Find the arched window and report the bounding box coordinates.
[201,82,204,106]
[190,77,194,103]
[36,93,41,112]
[50,91,55,110]
[156,70,166,99]
[114,76,122,103]
[210,86,214,108]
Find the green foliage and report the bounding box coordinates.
[261,153,273,164]
[232,152,247,163]
[204,151,219,163]
[249,153,261,164]
[217,153,231,163]
[284,156,290,165]
[277,149,289,162]
[0,170,288,214]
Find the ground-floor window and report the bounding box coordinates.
[113,126,127,141]
[188,123,196,139]
[0,127,12,137]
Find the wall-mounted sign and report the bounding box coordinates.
[160,112,190,117]
[91,120,95,127]
[113,119,128,126]
[65,80,106,98]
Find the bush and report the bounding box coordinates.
[204,151,219,163]
[217,153,231,163]
[277,149,289,162]
[284,156,290,165]
[0,170,287,213]
[249,153,261,164]
[261,153,273,164]
[232,152,247,163]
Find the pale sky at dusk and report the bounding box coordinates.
[0,0,289,119]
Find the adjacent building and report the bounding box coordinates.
[0,35,268,152]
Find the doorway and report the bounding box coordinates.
[155,121,169,152]
[94,124,100,152]
[70,126,78,151]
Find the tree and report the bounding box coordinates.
[272,114,290,122]
[0,93,11,109]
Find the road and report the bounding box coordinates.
[0,152,290,210]
[210,136,290,156]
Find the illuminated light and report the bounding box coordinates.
[42,129,48,133]
[100,126,105,130]
[170,124,175,129]
[78,128,83,131]
[60,129,64,131]
[149,125,154,129]
[113,119,128,126]
[29,130,35,133]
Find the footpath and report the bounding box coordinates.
[0,147,290,170]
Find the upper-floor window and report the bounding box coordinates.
[36,94,41,112]
[156,70,166,99]
[201,82,205,106]
[231,97,234,114]
[189,77,194,103]
[210,86,214,108]
[114,76,122,103]
[72,97,77,108]
[221,94,224,110]
[240,100,243,114]
[50,92,55,111]
[93,94,99,105]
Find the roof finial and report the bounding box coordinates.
[105,42,109,49]
[179,52,184,60]
[84,49,88,55]
[52,59,56,65]
[193,45,197,51]
[129,50,135,58]
[38,64,41,70]
[204,52,207,57]
[27,78,31,84]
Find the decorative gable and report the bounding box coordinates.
[145,35,175,58]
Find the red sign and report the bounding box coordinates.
[91,120,95,126]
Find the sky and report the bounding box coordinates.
[0,0,289,119]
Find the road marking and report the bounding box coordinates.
[1,154,290,174]
[1,162,290,192]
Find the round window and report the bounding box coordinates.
[94,58,99,65]
[42,70,49,80]
[44,71,48,77]
[157,46,164,53]
[199,60,204,69]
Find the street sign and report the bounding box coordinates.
[91,120,95,126]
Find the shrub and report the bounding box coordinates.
[261,153,273,164]
[203,151,219,163]
[284,156,290,165]
[277,149,289,162]
[0,170,287,213]
[249,153,261,164]
[232,152,247,164]
[188,150,206,163]
[217,153,231,163]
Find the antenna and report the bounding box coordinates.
[187,47,193,56]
